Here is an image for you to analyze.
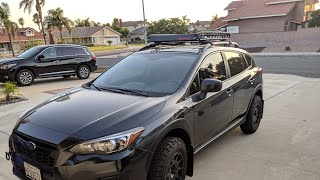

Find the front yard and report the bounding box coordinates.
[88,45,127,52]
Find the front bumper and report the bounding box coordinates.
[0,69,15,82]
[9,134,152,180]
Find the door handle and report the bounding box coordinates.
[248,78,255,84]
[76,58,80,60]
[53,60,59,63]
[226,89,233,97]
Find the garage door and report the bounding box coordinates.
[105,37,119,45]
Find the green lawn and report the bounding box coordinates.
[88,45,127,52]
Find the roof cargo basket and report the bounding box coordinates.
[147,31,231,44]
[139,31,238,51]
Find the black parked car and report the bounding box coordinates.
[0,44,97,86]
[8,32,264,180]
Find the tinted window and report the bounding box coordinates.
[244,54,253,67]
[93,52,199,96]
[40,47,57,59]
[18,46,44,58]
[241,54,249,69]
[57,47,75,56]
[75,47,89,55]
[225,52,246,77]
[199,53,227,82]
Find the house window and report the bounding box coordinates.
[227,26,239,34]
[91,37,98,44]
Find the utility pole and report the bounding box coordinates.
[142,0,148,45]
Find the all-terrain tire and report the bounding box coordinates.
[241,95,263,134]
[148,137,188,180]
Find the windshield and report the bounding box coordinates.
[93,52,199,96]
[18,46,44,59]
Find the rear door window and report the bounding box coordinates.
[225,52,246,77]
[57,47,76,56]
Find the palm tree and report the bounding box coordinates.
[32,13,41,31]
[18,17,25,28]
[44,8,73,42]
[19,0,47,44]
[92,21,101,27]
[0,3,18,57]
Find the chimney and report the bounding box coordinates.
[197,20,200,26]
[120,19,123,27]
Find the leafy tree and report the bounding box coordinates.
[44,8,74,42]
[147,16,190,34]
[1,82,18,102]
[111,18,129,37]
[18,17,25,27]
[92,21,101,27]
[211,14,219,24]
[19,0,47,44]
[0,3,18,57]
[309,9,320,27]
[33,13,41,31]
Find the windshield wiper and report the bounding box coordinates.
[107,88,149,97]
[91,84,102,91]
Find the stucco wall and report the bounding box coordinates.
[228,16,286,33]
[230,27,320,52]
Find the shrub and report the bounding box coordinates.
[1,82,18,101]
[107,40,113,46]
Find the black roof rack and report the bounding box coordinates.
[139,31,238,52]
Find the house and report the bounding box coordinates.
[209,17,228,32]
[50,26,122,45]
[189,21,212,32]
[221,0,319,33]
[129,27,146,43]
[0,27,44,52]
[121,21,149,33]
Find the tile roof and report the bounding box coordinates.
[121,21,149,27]
[209,17,228,30]
[266,0,317,4]
[0,28,44,43]
[190,21,212,26]
[224,1,244,10]
[50,26,121,39]
[130,27,146,35]
[224,0,296,21]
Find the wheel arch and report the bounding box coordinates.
[14,67,36,80]
[146,119,195,177]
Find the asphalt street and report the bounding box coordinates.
[96,54,320,78]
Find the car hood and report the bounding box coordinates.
[0,57,24,65]
[16,88,166,141]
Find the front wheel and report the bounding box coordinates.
[16,69,34,86]
[77,65,90,79]
[241,95,263,134]
[148,137,187,180]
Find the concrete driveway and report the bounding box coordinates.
[1,73,320,180]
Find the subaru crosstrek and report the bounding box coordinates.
[8,32,264,180]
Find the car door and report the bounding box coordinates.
[187,52,234,147]
[56,46,78,74]
[34,47,64,76]
[223,51,255,121]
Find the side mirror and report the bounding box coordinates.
[200,79,222,93]
[37,55,45,61]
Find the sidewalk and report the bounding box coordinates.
[251,52,320,56]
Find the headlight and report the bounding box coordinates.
[70,127,144,154]
[0,64,17,69]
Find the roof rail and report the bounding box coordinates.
[139,31,238,51]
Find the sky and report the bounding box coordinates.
[5,0,320,29]
[6,0,234,29]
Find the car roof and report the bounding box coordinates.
[37,44,86,48]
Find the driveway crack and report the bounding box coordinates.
[266,81,303,101]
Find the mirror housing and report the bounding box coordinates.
[200,79,223,93]
[37,55,45,61]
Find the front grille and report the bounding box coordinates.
[13,133,58,167]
